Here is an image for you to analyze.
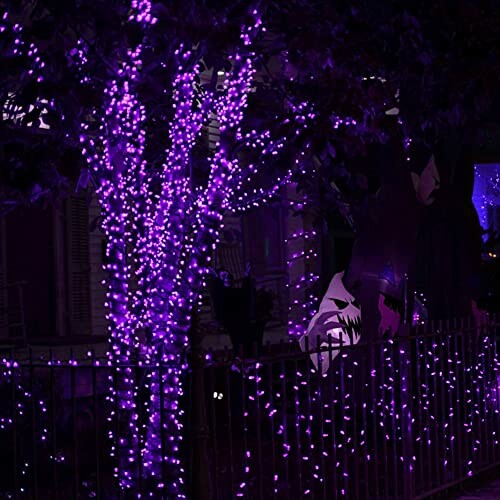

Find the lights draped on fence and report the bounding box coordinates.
[0,320,499,497]
[204,321,500,498]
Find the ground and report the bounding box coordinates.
[458,478,500,499]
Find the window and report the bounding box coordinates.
[243,203,285,275]
[473,164,500,240]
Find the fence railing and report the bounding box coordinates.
[0,317,498,498]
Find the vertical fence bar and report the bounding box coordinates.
[240,359,249,497]
[338,338,349,498]
[467,317,476,476]
[315,336,327,500]
[254,346,264,500]
[292,352,303,496]
[449,319,459,481]
[29,347,38,499]
[378,338,390,499]
[430,321,442,489]
[485,319,495,466]
[401,327,415,499]
[350,345,361,500]
[470,317,479,472]
[458,318,468,479]
[414,324,425,495]
[70,349,79,499]
[49,348,58,499]
[476,322,486,470]
[494,315,500,464]
[368,336,379,498]
[280,354,290,500]
[475,315,482,469]
[482,321,492,469]
[267,356,278,499]
[388,338,399,499]
[91,349,101,499]
[224,355,235,497]
[492,315,499,464]
[483,321,490,468]
[438,320,449,481]
[485,323,493,467]
[361,384,369,500]
[304,338,313,497]
[190,323,210,500]
[327,335,338,500]
[474,316,483,470]
[463,317,472,476]
[11,348,19,497]
[207,362,219,499]
[430,322,438,486]
[447,320,458,481]
[422,323,433,490]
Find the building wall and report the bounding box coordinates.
[0,195,96,340]
[4,206,56,338]
[243,201,288,326]
[0,218,7,337]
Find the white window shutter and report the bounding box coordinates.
[66,195,91,335]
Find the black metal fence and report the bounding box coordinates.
[0,349,111,499]
[194,318,500,499]
[0,318,499,499]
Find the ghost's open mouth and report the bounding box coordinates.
[337,314,361,343]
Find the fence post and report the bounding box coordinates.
[190,316,211,500]
[400,274,415,498]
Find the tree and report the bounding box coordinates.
[263,0,500,219]
[77,3,317,494]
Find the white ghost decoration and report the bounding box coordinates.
[299,271,361,373]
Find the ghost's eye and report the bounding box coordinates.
[351,298,360,308]
[332,298,349,309]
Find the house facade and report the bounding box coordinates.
[0,195,94,340]
[0,187,322,343]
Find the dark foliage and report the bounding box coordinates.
[1,0,500,218]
